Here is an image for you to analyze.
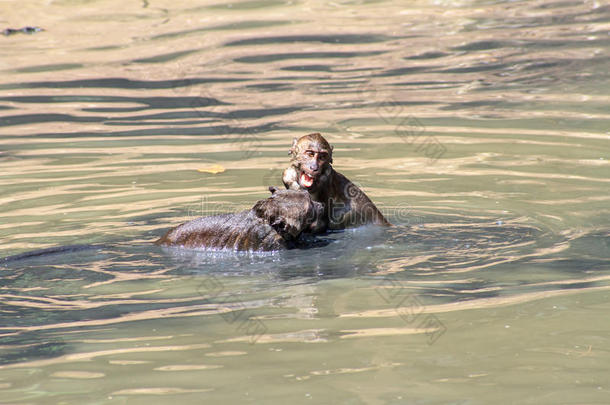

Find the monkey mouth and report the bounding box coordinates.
[299,172,315,188]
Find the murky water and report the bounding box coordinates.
[1,0,609,403]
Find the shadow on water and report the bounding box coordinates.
[0,333,68,367]
[0,77,243,91]
[1,122,278,138]
[145,20,292,42]
[223,34,394,47]
[0,95,228,111]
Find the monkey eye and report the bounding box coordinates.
[305,150,315,157]
[319,152,328,160]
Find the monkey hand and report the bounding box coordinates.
[282,166,302,190]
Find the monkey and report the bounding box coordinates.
[155,187,324,251]
[282,133,391,232]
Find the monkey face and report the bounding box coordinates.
[291,134,333,192]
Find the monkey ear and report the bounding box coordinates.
[252,199,265,218]
[268,186,279,195]
[289,137,298,156]
[329,145,334,164]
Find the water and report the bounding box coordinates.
[1,0,609,403]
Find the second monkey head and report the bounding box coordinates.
[289,133,333,192]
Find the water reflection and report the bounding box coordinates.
[2,218,608,359]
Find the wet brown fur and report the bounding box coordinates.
[156,188,323,251]
[282,133,391,232]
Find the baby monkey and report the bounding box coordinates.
[282,133,391,232]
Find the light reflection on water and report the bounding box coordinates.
[1,0,610,403]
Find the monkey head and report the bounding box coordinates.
[288,133,333,192]
[254,187,324,239]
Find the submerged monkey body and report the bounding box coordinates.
[283,133,391,232]
[156,210,288,251]
[156,188,323,252]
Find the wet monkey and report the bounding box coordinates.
[156,188,324,251]
[282,133,391,232]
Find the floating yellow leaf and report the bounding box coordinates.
[197,164,225,174]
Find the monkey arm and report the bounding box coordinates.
[330,171,392,228]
